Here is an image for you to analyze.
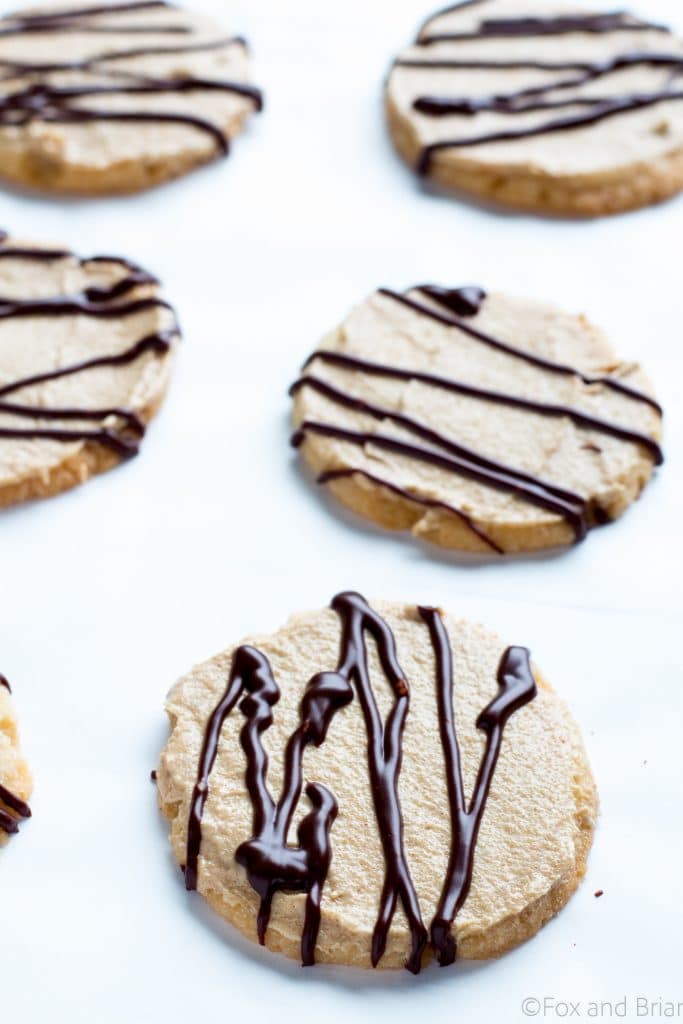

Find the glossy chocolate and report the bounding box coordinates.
[184,593,536,972]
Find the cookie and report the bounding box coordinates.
[0,0,263,195]
[157,592,597,972]
[0,676,32,845]
[386,1,683,216]
[290,285,662,555]
[0,230,179,507]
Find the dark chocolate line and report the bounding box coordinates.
[0,246,72,261]
[417,91,683,168]
[419,608,536,965]
[0,329,175,399]
[293,418,588,540]
[330,592,428,973]
[299,349,663,464]
[0,423,140,457]
[0,778,31,836]
[416,284,485,316]
[0,781,31,819]
[0,293,171,320]
[418,12,667,45]
[379,289,663,414]
[0,36,246,75]
[0,673,10,691]
[318,467,503,553]
[409,53,683,115]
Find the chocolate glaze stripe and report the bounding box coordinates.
[0,246,72,261]
[5,1,168,22]
[300,350,663,464]
[0,36,246,75]
[0,779,31,836]
[0,329,175,399]
[0,293,171,320]
[319,467,503,553]
[0,673,10,691]
[0,781,31,819]
[419,608,536,965]
[331,592,429,972]
[409,53,683,116]
[416,90,683,169]
[396,51,683,78]
[293,419,589,540]
[379,289,663,415]
[0,405,143,457]
[291,374,588,538]
[418,12,668,45]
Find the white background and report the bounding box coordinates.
[1,1,682,1021]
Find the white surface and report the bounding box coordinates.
[1,1,682,1022]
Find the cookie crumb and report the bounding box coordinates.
[594,889,604,898]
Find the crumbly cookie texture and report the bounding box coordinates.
[0,232,178,507]
[290,287,662,555]
[0,685,32,847]
[157,600,598,970]
[386,0,683,216]
[0,1,262,195]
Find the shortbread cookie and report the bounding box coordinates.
[0,676,32,845]
[157,592,597,972]
[386,1,683,216]
[0,230,179,507]
[290,285,663,555]
[0,0,263,195]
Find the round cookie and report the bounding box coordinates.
[157,592,598,972]
[0,0,263,195]
[290,285,662,555]
[386,0,683,216]
[0,230,179,507]
[0,677,32,845]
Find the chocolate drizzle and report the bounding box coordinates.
[418,609,536,964]
[0,1,262,158]
[289,286,662,550]
[418,12,667,44]
[0,237,178,459]
[318,466,503,553]
[391,5,683,174]
[183,592,536,971]
[0,677,32,837]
